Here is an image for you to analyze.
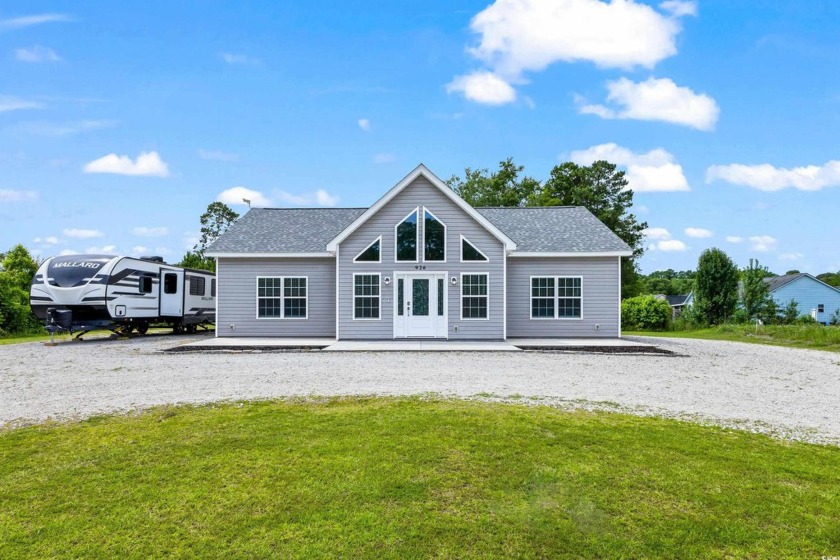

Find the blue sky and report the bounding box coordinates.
[1,1,839,274]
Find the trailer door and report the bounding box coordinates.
[160,268,184,316]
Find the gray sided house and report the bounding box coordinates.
[206,165,632,340]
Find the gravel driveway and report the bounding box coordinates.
[1,335,838,445]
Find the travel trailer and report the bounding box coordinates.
[30,254,215,336]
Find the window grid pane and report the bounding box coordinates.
[354,275,380,319]
[461,274,488,319]
[257,277,306,318]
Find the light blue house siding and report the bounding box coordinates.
[770,275,840,324]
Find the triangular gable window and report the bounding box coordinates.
[461,236,488,262]
[354,237,381,263]
[395,208,419,262]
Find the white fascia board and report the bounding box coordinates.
[206,252,334,258]
[508,251,633,258]
[326,164,517,252]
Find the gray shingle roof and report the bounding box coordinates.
[206,208,366,253]
[477,206,632,253]
[207,205,631,255]
[764,273,803,292]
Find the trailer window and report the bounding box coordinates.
[211,279,216,297]
[163,273,178,294]
[189,276,206,296]
[139,276,153,294]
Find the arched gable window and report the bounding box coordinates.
[424,209,446,262]
[395,208,418,262]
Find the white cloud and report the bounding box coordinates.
[749,235,777,252]
[705,160,840,192]
[275,189,340,207]
[779,252,803,261]
[643,227,672,240]
[221,53,261,65]
[0,189,37,202]
[0,13,72,32]
[17,120,116,136]
[132,226,169,237]
[466,0,690,78]
[84,151,170,177]
[725,236,743,243]
[578,77,719,130]
[59,249,78,256]
[216,186,272,207]
[373,153,395,164]
[0,95,43,113]
[446,71,517,105]
[570,142,689,192]
[659,0,697,17]
[15,46,60,62]
[153,246,171,255]
[131,246,149,256]
[63,228,103,239]
[635,204,649,214]
[198,149,239,162]
[86,245,116,254]
[656,239,687,251]
[34,236,60,245]
[183,232,199,250]
[684,227,713,238]
[357,118,371,131]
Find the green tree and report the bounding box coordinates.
[621,295,672,331]
[448,159,647,298]
[694,248,739,325]
[177,250,216,273]
[196,202,239,253]
[781,299,800,324]
[180,201,240,273]
[741,259,772,319]
[0,244,42,335]
[816,272,840,287]
[447,158,539,207]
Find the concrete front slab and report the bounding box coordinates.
[324,340,521,352]
[171,337,335,352]
[509,338,654,348]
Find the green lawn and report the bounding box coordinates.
[1,399,838,558]
[627,324,840,353]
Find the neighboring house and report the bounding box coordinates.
[654,294,691,319]
[206,164,632,340]
[764,273,840,324]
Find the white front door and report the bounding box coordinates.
[160,268,183,316]
[394,272,447,338]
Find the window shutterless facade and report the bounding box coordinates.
[353,273,381,319]
[461,273,488,319]
[354,236,382,263]
[256,276,308,319]
[395,208,419,262]
[531,276,582,319]
[423,209,446,262]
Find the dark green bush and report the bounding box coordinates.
[621,295,672,331]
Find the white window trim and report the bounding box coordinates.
[422,207,446,263]
[255,276,309,320]
[529,275,583,320]
[352,272,382,321]
[394,207,420,263]
[460,272,490,321]
[459,234,489,263]
[353,235,382,264]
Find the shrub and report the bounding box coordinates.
[794,314,818,325]
[621,295,672,331]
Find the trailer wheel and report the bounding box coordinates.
[137,323,149,335]
[172,324,184,334]
[185,324,197,334]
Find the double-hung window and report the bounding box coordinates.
[257,277,307,319]
[354,274,380,319]
[461,273,488,319]
[531,276,581,319]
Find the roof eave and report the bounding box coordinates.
[206,252,335,258]
[508,250,633,258]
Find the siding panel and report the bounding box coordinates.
[507,257,620,337]
[338,177,505,340]
[217,257,335,337]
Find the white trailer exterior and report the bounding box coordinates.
[30,254,215,334]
